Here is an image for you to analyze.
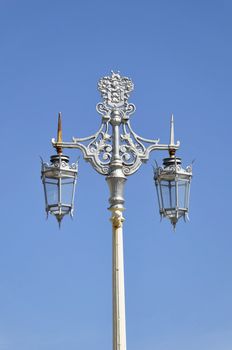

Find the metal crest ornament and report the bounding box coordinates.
[98,71,134,108]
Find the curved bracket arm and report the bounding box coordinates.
[52,119,113,175]
[52,118,180,177]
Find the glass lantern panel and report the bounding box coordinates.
[45,178,59,205]
[155,181,162,211]
[185,181,190,209]
[61,177,75,205]
[177,179,188,209]
[160,180,176,209]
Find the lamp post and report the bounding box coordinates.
[41,71,192,350]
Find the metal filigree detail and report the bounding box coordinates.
[41,157,78,175]
[71,120,112,175]
[52,121,112,175]
[52,71,180,177]
[119,121,168,175]
[154,163,192,178]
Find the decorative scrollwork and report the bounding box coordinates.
[52,71,180,177]
[69,120,112,175]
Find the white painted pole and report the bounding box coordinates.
[111,208,127,350]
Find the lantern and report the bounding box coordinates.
[154,156,192,228]
[41,154,78,226]
[41,113,78,226]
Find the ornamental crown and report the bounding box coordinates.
[98,71,134,108]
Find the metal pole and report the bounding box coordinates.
[107,108,127,350]
[111,206,126,350]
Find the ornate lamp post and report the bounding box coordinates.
[41,71,192,350]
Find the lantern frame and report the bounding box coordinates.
[154,157,192,228]
[41,154,78,225]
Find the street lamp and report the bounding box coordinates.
[41,71,192,350]
[41,113,78,226]
[154,115,192,228]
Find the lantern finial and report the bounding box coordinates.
[169,113,176,158]
[56,112,63,155]
[57,214,62,229]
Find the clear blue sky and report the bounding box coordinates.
[0,0,231,349]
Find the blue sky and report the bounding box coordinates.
[0,0,232,349]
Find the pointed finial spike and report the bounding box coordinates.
[56,214,62,228]
[57,112,62,143]
[171,217,177,231]
[56,112,63,155]
[169,113,176,157]
[170,113,175,146]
